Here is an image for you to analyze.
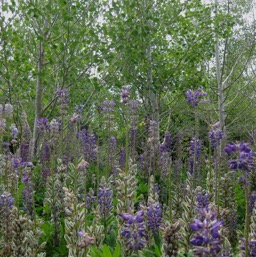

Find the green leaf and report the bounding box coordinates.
[102,244,112,257]
[113,243,121,257]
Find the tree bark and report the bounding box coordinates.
[31,39,44,156]
[215,0,225,131]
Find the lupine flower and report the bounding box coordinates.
[98,177,112,219]
[102,99,115,113]
[21,172,34,217]
[42,142,51,162]
[86,188,96,208]
[190,208,223,256]
[4,103,13,117]
[37,118,49,135]
[42,167,50,180]
[189,138,201,175]
[186,89,207,108]
[162,222,181,257]
[80,129,97,162]
[57,88,69,114]
[190,138,201,157]
[10,124,18,138]
[251,191,256,214]
[77,230,94,248]
[2,142,10,153]
[20,143,30,162]
[240,237,256,257]
[50,119,60,138]
[0,193,14,209]
[129,100,139,114]
[11,157,22,169]
[121,86,130,104]
[148,120,158,143]
[56,88,69,104]
[209,129,225,148]
[224,142,254,171]
[130,126,137,148]
[69,112,81,124]
[119,147,126,170]
[120,210,147,251]
[102,99,115,128]
[0,118,6,134]
[196,190,210,210]
[107,136,117,168]
[147,202,162,232]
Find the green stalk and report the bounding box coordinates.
[245,183,250,257]
[192,112,199,189]
[168,163,172,221]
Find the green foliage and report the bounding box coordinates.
[90,244,121,257]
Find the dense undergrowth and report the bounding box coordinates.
[0,87,256,257]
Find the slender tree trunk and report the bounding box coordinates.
[32,39,44,156]
[214,0,225,131]
[146,40,160,143]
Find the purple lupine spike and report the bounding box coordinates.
[119,147,126,170]
[4,103,13,117]
[42,142,51,162]
[121,86,130,104]
[0,118,6,134]
[120,210,146,251]
[10,124,18,138]
[42,167,50,180]
[107,136,117,167]
[250,191,256,214]
[224,142,254,171]
[56,88,69,104]
[190,208,223,256]
[20,143,30,162]
[102,99,115,113]
[21,171,34,217]
[2,142,10,153]
[130,126,137,153]
[37,118,49,135]
[164,132,173,152]
[190,138,201,157]
[50,119,60,138]
[189,138,201,175]
[12,157,22,169]
[80,129,97,162]
[186,89,207,108]
[129,100,139,114]
[209,129,225,148]
[86,188,96,209]
[0,193,14,209]
[98,178,112,219]
[146,202,162,233]
[240,238,256,256]
[196,190,210,211]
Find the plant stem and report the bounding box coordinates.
[245,183,250,257]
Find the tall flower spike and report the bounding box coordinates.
[4,103,13,117]
[98,176,113,219]
[186,88,207,108]
[120,210,147,251]
[10,124,18,138]
[190,207,224,256]
[224,142,254,171]
[36,118,49,136]
[162,222,181,257]
[209,122,225,148]
[147,175,162,233]
[121,86,130,104]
